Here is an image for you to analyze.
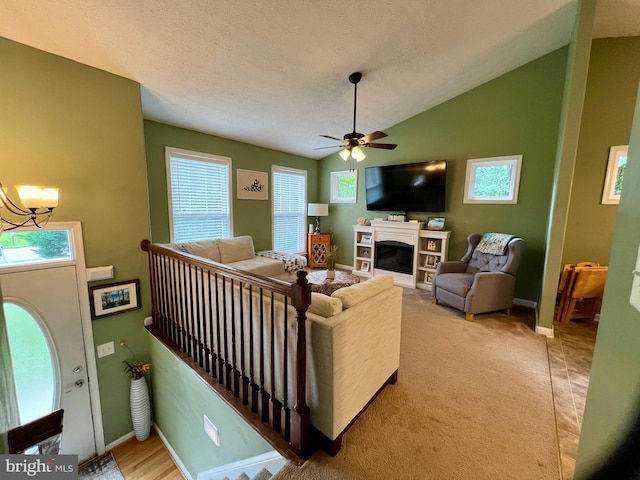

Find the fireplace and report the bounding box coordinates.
[375,240,414,275]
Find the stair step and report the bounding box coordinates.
[251,467,272,480]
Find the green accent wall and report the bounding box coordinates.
[144,120,319,248]
[149,335,273,478]
[563,36,640,265]
[319,48,568,302]
[575,78,640,477]
[0,37,151,445]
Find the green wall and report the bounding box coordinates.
[144,120,319,248]
[575,78,640,477]
[563,36,640,265]
[0,37,151,445]
[149,335,273,478]
[319,48,568,302]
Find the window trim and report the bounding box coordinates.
[330,170,358,203]
[271,165,308,254]
[601,145,628,205]
[165,146,233,243]
[463,154,523,204]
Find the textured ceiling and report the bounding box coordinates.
[1,1,638,160]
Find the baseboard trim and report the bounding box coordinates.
[536,324,555,338]
[154,423,194,480]
[104,431,135,451]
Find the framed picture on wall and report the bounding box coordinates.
[237,169,268,200]
[89,279,141,320]
[601,145,628,205]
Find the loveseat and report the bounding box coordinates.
[157,236,403,454]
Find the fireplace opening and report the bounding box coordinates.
[375,240,414,275]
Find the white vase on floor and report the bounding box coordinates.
[130,377,151,441]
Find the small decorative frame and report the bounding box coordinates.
[601,145,628,205]
[361,262,370,272]
[237,169,268,200]
[426,272,435,283]
[427,217,445,231]
[330,170,358,203]
[425,255,439,268]
[426,239,439,251]
[360,234,372,245]
[463,154,523,204]
[89,279,141,320]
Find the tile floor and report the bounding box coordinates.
[547,318,599,480]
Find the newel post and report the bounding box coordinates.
[289,269,312,458]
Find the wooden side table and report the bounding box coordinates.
[308,233,330,268]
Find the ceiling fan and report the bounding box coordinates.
[317,72,397,162]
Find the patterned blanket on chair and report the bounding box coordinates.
[476,233,514,255]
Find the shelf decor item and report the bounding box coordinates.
[427,217,445,231]
[326,245,339,280]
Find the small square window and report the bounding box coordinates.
[330,170,357,203]
[463,155,523,204]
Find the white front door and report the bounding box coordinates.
[1,265,96,461]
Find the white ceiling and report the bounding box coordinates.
[1,1,639,160]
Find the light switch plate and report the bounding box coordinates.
[97,341,115,358]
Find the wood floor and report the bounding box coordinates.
[111,429,186,480]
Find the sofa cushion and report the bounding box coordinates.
[331,274,394,309]
[179,240,221,263]
[228,257,283,277]
[308,292,343,317]
[217,236,255,263]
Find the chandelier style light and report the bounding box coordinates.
[338,146,366,163]
[0,183,59,231]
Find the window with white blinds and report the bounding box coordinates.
[166,147,233,242]
[272,166,307,253]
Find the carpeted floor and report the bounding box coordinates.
[274,288,560,479]
[78,452,125,480]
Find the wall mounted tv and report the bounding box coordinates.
[365,160,447,212]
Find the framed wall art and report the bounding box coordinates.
[237,169,268,200]
[601,145,628,205]
[89,279,141,320]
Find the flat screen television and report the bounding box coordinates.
[365,160,447,212]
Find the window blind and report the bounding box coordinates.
[273,167,306,253]
[167,149,232,242]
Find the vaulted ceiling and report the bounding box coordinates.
[1,1,638,159]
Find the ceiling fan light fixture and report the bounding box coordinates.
[352,146,366,162]
[339,148,351,161]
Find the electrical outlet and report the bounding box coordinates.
[97,341,115,358]
[203,415,220,446]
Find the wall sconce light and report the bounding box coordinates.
[307,203,329,234]
[0,183,59,231]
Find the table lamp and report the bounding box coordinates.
[308,203,328,233]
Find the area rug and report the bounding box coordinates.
[78,452,124,480]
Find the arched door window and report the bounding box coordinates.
[3,302,58,425]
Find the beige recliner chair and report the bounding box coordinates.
[432,233,526,321]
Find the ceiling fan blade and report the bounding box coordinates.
[320,135,345,142]
[360,131,388,143]
[313,145,343,150]
[365,143,397,150]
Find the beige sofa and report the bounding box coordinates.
[161,236,403,454]
[166,235,305,280]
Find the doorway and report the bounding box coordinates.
[0,222,103,462]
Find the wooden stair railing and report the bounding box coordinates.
[141,240,312,460]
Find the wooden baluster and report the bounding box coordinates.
[239,282,249,405]
[170,258,179,347]
[260,288,269,422]
[195,267,204,368]
[174,258,186,352]
[230,279,240,397]
[289,270,311,458]
[182,261,193,358]
[189,265,197,364]
[249,284,259,413]
[200,267,209,372]
[282,297,290,440]
[207,271,215,377]
[223,276,231,390]
[270,292,282,431]
[215,273,224,384]
[156,253,167,338]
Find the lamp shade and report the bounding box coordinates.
[308,203,328,217]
